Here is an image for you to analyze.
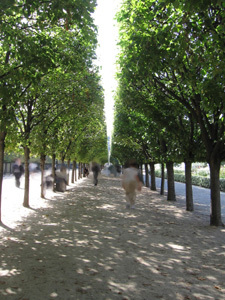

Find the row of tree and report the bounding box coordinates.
[111,0,225,226]
[0,0,108,222]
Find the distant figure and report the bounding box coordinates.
[84,167,89,177]
[92,162,100,186]
[122,160,142,209]
[55,165,68,192]
[43,174,54,191]
[12,158,24,188]
[29,162,38,177]
[29,163,38,174]
[108,165,117,177]
[116,165,121,175]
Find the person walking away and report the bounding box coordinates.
[122,160,142,209]
[92,162,100,186]
[12,158,24,188]
[84,167,89,177]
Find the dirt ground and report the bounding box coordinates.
[0,173,225,300]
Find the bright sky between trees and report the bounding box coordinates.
[93,0,122,140]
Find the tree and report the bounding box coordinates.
[0,0,99,214]
[116,0,225,225]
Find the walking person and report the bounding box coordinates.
[12,158,24,188]
[84,167,89,177]
[122,160,142,209]
[92,162,100,186]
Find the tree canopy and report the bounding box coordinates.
[112,0,225,226]
[0,0,108,216]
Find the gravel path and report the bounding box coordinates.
[0,173,225,300]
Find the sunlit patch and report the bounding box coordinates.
[108,280,137,293]
[76,240,89,245]
[5,287,22,295]
[77,258,91,263]
[100,204,115,209]
[0,268,20,276]
[167,243,185,251]
[206,275,217,281]
[76,268,84,274]
[136,257,151,267]
[89,229,99,233]
[50,292,58,298]
[103,236,114,240]
[48,238,59,244]
[34,240,42,244]
[127,240,138,246]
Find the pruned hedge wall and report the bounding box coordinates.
[154,170,225,192]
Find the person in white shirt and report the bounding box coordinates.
[122,160,142,209]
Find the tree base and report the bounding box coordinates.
[210,214,224,227]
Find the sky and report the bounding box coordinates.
[93,0,122,139]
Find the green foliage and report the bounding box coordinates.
[191,176,210,189]
[220,167,225,179]
[114,0,225,173]
[220,179,225,192]
[0,0,107,165]
[155,170,225,192]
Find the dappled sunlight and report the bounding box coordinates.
[167,243,186,251]
[0,174,225,299]
[1,173,86,230]
[108,280,138,294]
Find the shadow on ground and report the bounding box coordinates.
[0,175,225,300]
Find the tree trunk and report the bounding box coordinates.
[209,157,223,226]
[72,160,75,183]
[52,154,56,191]
[145,163,149,187]
[160,163,165,195]
[0,131,6,222]
[67,159,70,185]
[166,161,176,201]
[79,162,82,179]
[185,161,194,211]
[23,146,30,207]
[150,162,156,191]
[138,164,143,184]
[75,161,77,181]
[40,154,46,198]
[81,163,83,178]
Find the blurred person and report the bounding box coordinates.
[12,158,24,188]
[122,160,142,209]
[29,162,38,173]
[84,167,89,177]
[91,162,100,186]
[109,164,117,177]
[55,164,68,192]
[42,173,54,196]
[29,162,39,177]
[116,164,121,176]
